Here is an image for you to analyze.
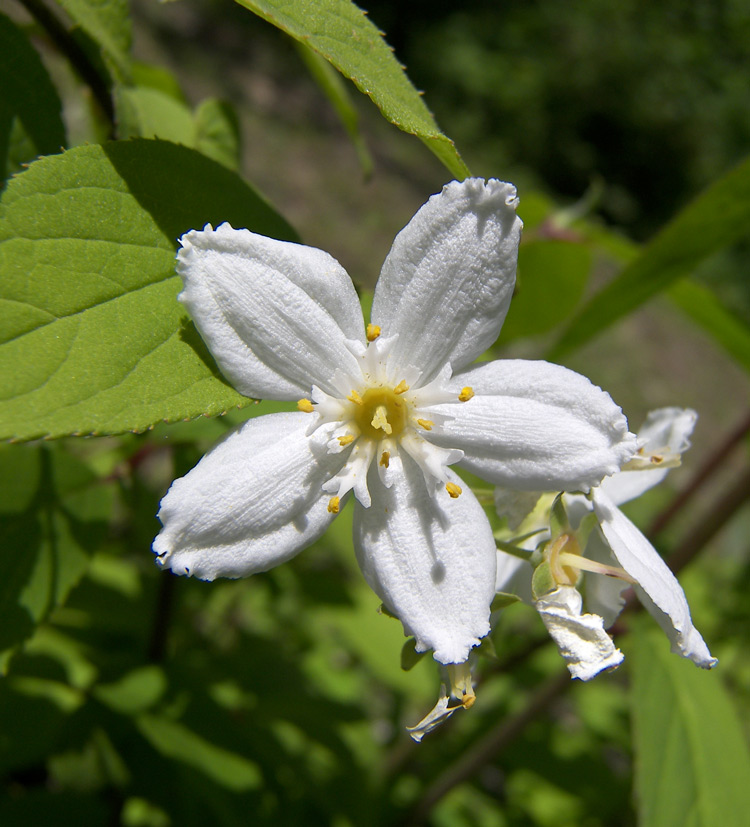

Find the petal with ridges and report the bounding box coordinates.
[371,179,522,382]
[177,223,364,400]
[153,412,341,580]
[592,490,717,668]
[429,360,636,491]
[353,454,496,664]
[536,585,624,680]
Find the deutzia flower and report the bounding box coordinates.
[153,178,636,675]
[495,408,717,680]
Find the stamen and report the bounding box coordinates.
[446,482,462,498]
[379,451,390,468]
[366,323,381,342]
[458,386,474,402]
[297,398,314,413]
[327,496,340,514]
[557,551,638,584]
[394,379,410,395]
[371,405,393,435]
[338,434,355,446]
[347,390,364,405]
[416,418,434,431]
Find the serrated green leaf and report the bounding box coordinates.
[631,624,750,827]
[551,154,750,358]
[669,278,750,373]
[0,139,297,441]
[0,444,111,671]
[0,13,66,163]
[56,0,132,82]
[234,0,469,178]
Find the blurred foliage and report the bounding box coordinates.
[1,0,750,825]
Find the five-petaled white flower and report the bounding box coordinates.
[495,407,717,680]
[153,178,636,670]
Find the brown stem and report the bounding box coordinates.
[648,410,750,537]
[406,671,572,825]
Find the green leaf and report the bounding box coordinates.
[0,444,112,671]
[669,279,750,374]
[116,85,195,143]
[630,625,750,827]
[0,139,297,441]
[233,0,469,179]
[498,239,591,344]
[0,13,66,162]
[56,0,132,82]
[551,154,750,358]
[194,98,241,171]
[136,714,262,792]
[295,41,373,178]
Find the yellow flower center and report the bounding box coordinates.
[353,387,408,441]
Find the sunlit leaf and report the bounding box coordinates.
[194,98,241,171]
[551,154,750,357]
[0,140,297,441]
[233,0,469,178]
[57,0,132,81]
[630,625,750,827]
[116,86,195,144]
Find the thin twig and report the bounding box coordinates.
[648,410,750,537]
[406,670,572,825]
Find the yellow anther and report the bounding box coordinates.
[379,451,390,468]
[416,419,434,431]
[297,398,314,413]
[458,386,475,402]
[366,323,381,342]
[347,390,364,405]
[338,434,355,446]
[651,454,664,464]
[446,482,462,499]
[393,379,410,395]
[327,496,340,514]
[462,693,476,710]
[371,405,393,435]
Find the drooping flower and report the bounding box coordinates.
[495,407,717,679]
[153,178,636,673]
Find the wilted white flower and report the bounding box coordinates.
[495,408,717,679]
[153,178,635,675]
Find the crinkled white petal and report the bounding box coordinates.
[592,490,717,668]
[371,179,522,382]
[535,586,624,680]
[601,407,697,506]
[353,454,496,664]
[153,412,341,580]
[429,360,636,491]
[177,223,364,399]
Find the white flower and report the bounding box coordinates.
[495,407,717,679]
[153,178,635,668]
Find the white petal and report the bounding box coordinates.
[494,488,543,530]
[153,412,340,580]
[177,223,364,399]
[429,360,636,491]
[353,455,496,664]
[495,551,534,601]
[535,586,624,680]
[581,529,630,628]
[592,490,717,668]
[406,690,461,742]
[371,179,522,382]
[601,407,697,505]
